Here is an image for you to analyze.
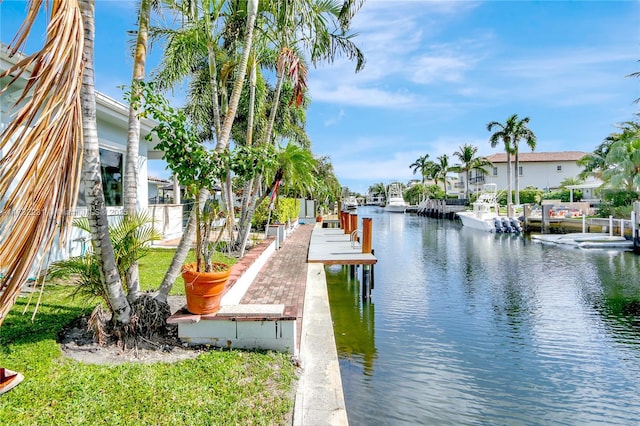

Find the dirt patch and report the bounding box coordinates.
[57,296,204,365]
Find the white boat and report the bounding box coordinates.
[384,183,408,213]
[342,196,358,210]
[531,233,633,249]
[456,183,520,232]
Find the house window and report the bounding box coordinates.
[519,166,523,176]
[492,167,498,176]
[76,148,123,207]
[557,165,562,172]
[100,148,123,206]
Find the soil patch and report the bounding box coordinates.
[57,296,204,365]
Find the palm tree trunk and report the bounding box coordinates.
[123,0,151,303]
[214,0,258,153]
[80,0,130,324]
[157,0,257,298]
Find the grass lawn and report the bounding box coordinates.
[0,249,297,425]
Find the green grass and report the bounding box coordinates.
[138,248,237,296]
[0,251,296,425]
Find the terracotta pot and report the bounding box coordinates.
[182,262,231,315]
[316,215,323,222]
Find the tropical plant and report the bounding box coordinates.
[122,0,159,302]
[48,213,161,306]
[451,144,492,200]
[410,154,431,184]
[509,115,536,205]
[602,120,640,192]
[433,155,451,195]
[488,114,536,207]
[149,0,259,302]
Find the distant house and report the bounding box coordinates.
[465,151,589,195]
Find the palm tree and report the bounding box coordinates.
[233,0,365,254]
[433,154,451,196]
[410,154,431,185]
[155,0,259,303]
[452,144,492,200]
[602,120,640,191]
[0,0,85,325]
[80,0,131,324]
[509,115,536,205]
[488,115,517,208]
[123,0,156,303]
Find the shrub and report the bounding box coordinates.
[251,197,300,231]
[601,190,639,207]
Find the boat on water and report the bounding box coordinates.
[384,183,408,213]
[531,233,634,249]
[342,196,358,210]
[456,183,521,233]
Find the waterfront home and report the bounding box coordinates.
[0,44,180,267]
[464,151,589,195]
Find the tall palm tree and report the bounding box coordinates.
[433,154,451,196]
[155,0,259,303]
[123,0,156,303]
[509,115,536,205]
[488,116,516,208]
[80,0,131,324]
[410,154,431,185]
[452,144,492,200]
[0,0,85,325]
[234,0,365,254]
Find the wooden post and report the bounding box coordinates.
[342,211,350,234]
[350,213,358,241]
[362,218,372,253]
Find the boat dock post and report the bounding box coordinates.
[308,217,377,300]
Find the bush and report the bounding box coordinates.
[601,190,639,207]
[540,189,581,203]
[252,197,300,231]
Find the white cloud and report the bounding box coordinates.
[309,81,418,108]
[324,109,345,127]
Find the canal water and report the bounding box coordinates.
[326,206,640,425]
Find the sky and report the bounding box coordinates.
[1,1,639,195]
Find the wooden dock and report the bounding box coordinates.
[307,227,377,265]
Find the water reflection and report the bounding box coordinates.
[325,265,376,375]
[328,207,640,425]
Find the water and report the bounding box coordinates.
[326,207,640,425]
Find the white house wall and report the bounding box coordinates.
[483,160,585,192]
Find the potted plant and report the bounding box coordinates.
[136,83,232,314]
[137,83,275,314]
[181,200,231,315]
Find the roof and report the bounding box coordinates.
[486,151,588,163]
[148,176,171,184]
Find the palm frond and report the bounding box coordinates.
[0,0,84,326]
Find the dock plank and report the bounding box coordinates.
[307,227,377,265]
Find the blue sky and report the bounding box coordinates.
[2,1,639,195]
